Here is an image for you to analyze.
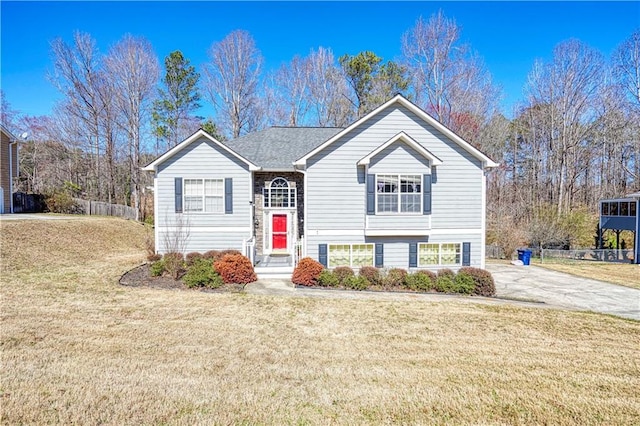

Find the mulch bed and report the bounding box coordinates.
[119,264,244,293]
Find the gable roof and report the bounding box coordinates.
[223,127,342,170]
[142,129,260,172]
[1,124,18,141]
[294,94,498,168]
[357,131,443,167]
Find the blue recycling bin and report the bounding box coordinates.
[517,249,532,266]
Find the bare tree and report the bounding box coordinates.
[204,30,263,139]
[105,34,159,218]
[270,55,311,126]
[401,11,499,142]
[306,47,353,127]
[49,32,106,199]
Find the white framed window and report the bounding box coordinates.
[263,177,296,208]
[329,243,374,268]
[418,243,461,266]
[184,178,223,213]
[376,174,421,213]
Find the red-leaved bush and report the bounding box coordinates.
[291,257,324,286]
[214,254,257,284]
[458,267,496,297]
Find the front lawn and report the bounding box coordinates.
[2,217,639,424]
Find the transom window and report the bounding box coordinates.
[264,178,296,208]
[418,243,461,266]
[377,174,421,213]
[184,179,224,213]
[329,244,374,268]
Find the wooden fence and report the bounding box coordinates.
[73,198,138,220]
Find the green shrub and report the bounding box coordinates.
[164,252,185,280]
[185,252,204,266]
[437,268,455,280]
[333,266,354,285]
[343,275,369,290]
[317,269,339,287]
[45,191,77,214]
[183,258,223,288]
[150,259,166,277]
[383,268,407,288]
[359,266,381,286]
[292,257,325,286]
[405,271,435,291]
[458,267,496,297]
[453,272,475,294]
[435,274,455,293]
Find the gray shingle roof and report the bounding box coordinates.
[223,127,343,170]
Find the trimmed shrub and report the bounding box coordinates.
[150,259,166,277]
[214,254,257,284]
[185,252,204,266]
[383,268,408,288]
[435,274,456,293]
[359,266,381,286]
[164,252,185,280]
[203,250,222,261]
[437,268,455,280]
[220,249,242,257]
[317,269,339,287]
[459,267,496,297]
[333,266,354,285]
[453,272,475,294]
[45,191,77,214]
[343,275,369,290]
[147,253,162,262]
[183,258,223,289]
[405,270,436,291]
[292,257,324,286]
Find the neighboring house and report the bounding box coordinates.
[0,124,19,214]
[143,95,498,271]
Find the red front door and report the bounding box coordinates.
[272,214,287,250]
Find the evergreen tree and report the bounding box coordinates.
[152,51,201,151]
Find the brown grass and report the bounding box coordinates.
[2,217,639,424]
[532,259,640,290]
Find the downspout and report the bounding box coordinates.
[296,166,308,258]
[9,138,17,213]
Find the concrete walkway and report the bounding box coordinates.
[0,213,84,221]
[246,265,640,321]
[487,263,640,320]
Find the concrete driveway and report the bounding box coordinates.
[0,213,83,221]
[487,263,640,320]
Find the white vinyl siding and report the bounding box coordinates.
[419,242,461,267]
[328,243,374,268]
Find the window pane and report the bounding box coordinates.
[401,194,421,213]
[610,202,619,215]
[184,179,202,196]
[630,202,637,217]
[602,202,609,216]
[400,175,421,193]
[441,243,460,265]
[378,194,398,212]
[204,196,223,213]
[621,202,629,216]
[419,243,439,266]
[377,175,398,194]
[204,179,222,196]
[185,196,202,212]
[351,244,373,267]
[329,244,350,268]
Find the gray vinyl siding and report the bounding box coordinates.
[306,233,482,270]
[155,136,251,253]
[305,105,484,233]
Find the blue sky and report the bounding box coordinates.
[1,1,638,120]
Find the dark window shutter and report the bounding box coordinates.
[174,177,183,213]
[367,174,375,215]
[423,174,432,215]
[225,178,233,214]
[409,242,418,268]
[462,242,471,266]
[375,243,384,268]
[318,244,328,267]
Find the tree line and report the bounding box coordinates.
[1,11,638,251]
